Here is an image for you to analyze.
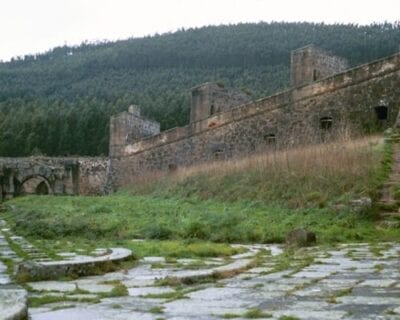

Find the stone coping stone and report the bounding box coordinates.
[16,248,132,282]
[0,286,28,320]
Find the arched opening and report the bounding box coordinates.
[21,176,51,195]
[35,181,49,195]
[374,106,388,120]
[320,117,333,130]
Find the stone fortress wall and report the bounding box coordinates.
[1,45,400,198]
[108,46,400,190]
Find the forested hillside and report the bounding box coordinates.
[0,22,399,156]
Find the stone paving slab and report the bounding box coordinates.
[28,281,77,292]
[128,286,175,297]
[0,220,29,320]
[25,243,400,320]
[0,241,397,320]
[0,287,28,320]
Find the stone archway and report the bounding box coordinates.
[21,176,51,195]
[35,181,49,195]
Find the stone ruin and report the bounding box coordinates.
[1,45,400,199]
[107,45,400,190]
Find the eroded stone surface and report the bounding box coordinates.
[1,223,398,320]
[0,288,28,320]
[17,247,132,281]
[25,242,400,320]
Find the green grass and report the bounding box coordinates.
[0,258,14,276]
[130,136,390,208]
[149,306,164,314]
[3,233,30,260]
[28,238,241,260]
[98,282,128,298]
[2,192,396,249]
[26,281,128,307]
[28,295,100,308]
[1,136,399,257]
[267,248,314,276]
[142,287,199,301]
[326,287,354,304]
[243,308,272,318]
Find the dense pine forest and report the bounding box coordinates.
[0,22,399,157]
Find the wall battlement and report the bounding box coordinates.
[1,45,400,198]
[109,105,160,157]
[190,82,252,123]
[114,50,400,158]
[290,45,349,87]
[108,47,400,190]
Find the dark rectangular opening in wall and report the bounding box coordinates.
[374,106,388,120]
[264,134,276,145]
[313,69,318,81]
[210,104,215,116]
[320,117,333,130]
[168,164,177,172]
[213,149,224,160]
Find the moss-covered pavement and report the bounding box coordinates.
[2,136,400,319]
[20,242,400,320]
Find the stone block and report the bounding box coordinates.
[286,228,316,247]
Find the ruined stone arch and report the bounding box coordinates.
[20,175,52,195]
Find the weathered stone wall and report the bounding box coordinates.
[291,45,349,87]
[109,106,160,157]
[77,158,109,195]
[190,82,252,123]
[109,52,400,190]
[0,157,109,199]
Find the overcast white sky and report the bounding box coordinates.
[0,0,399,61]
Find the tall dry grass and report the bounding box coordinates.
[176,136,380,181]
[130,135,386,208]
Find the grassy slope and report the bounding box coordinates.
[2,135,398,258]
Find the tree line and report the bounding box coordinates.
[0,21,399,156]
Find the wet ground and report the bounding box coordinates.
[26,242,400,320]
[1,217,400,320]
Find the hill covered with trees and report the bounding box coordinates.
[0,21,399,156]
